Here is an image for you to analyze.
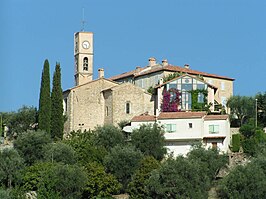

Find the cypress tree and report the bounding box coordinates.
[51,63,64,139]
[38,59,51,134]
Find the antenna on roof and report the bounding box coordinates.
[81,7,86,32]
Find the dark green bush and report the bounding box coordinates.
[231,134,240,152]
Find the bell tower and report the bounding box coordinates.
[74,32,93,86]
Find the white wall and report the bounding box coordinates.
[203,119,230,153]
[158,118,203,140]
[130,117,230,157]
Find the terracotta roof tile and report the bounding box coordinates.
[204,115,229,120]
[203,135,226,139]
[158,112,206,119]
[131,114,156,122]
[109,64,234,81]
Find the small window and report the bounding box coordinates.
[221,82,225,90]
[75,57,78,72]
[209,125,219,134]
[63,98,67,113]
[83,57,88,71]
[166,124,176,133]
[189,123,193,128]
[197,84,205,90]
[105,106,109,116]
[169,83,177,90]
[126,102,131,114]
[198,93,204,103]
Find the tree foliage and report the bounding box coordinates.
[231,134,240,152]
[1,106,37,136]
[147,157,209,199]
[37,163,87,199]
[256,92,266,127]
[51,63,64,140]
[218,155,266,199]
[127,156,160,199]
[38,59,51,135]
[0,149,24,188]
[94,124,125,151]
[187,144,228,181]
[43,142,77,165]
[82,162,121,198]
[131,124,167,161]
[14,130,52,165]
[104,145,143,190]
[227,95,255,127]
[64,130,107,165]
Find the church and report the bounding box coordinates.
[63,31,234,141]
[63,32,154,133]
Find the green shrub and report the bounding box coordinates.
[231,134,240,152]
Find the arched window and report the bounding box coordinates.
[83,57,88,71]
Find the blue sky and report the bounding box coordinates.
[1,0,266,112]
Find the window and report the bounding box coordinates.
[105,106,109,116]
[169,83,177,90]
[83,57,88,71]
[221,82,225,90]
[126,102,131,114]
[197,83,205,90]
[166,124,176,133]
[63,98,67,113]
[189,123,193,128]
[221,97,227,107]
[198,93,204,103]
[209,125,219,134]
[75,57,78,72]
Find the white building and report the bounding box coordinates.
[130,112,230,157]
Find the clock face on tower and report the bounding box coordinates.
[82,41,90,49]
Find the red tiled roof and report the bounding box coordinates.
[131,114,156,122]
[204,115,229,120]
[203,135,226,139]
[158,112,206,119]
[109,64,234,81]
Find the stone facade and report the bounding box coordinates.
[103,83,154,125]
[63,79,154,134]
[63,78,118,133]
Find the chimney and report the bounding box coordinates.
[184,64,190,69]
[148,57,156,67]
[98,68,104,79]
[162,59,168,66]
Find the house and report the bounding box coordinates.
[155,74,217,112]
[130,112,230,156]
[110,57,234,110]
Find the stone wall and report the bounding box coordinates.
[63,79,117,133]
[110,83,154,125]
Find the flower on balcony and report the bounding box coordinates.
[162,88,181,112]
